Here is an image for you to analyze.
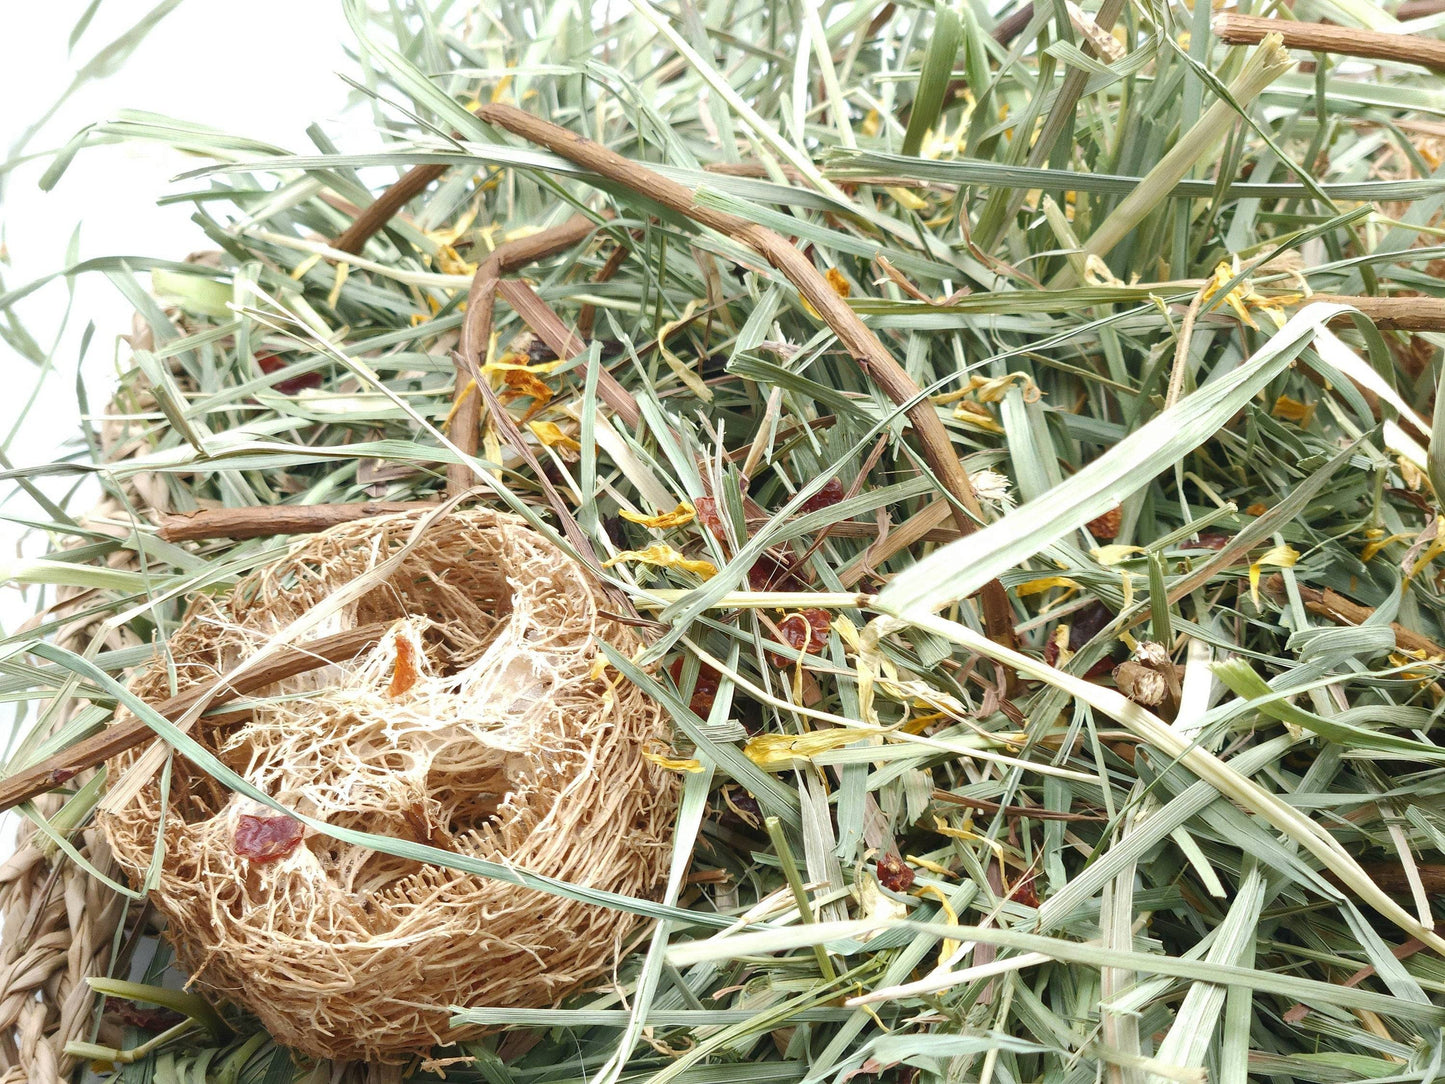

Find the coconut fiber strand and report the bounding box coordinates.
[101,509,678,1061]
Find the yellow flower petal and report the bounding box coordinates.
[1272,394,1315,427]
[619,502,697,529]
[603,544,718,580]
[1362,532,1411,563]
[1249,543,1300,607]
[643,750,705,773]
[1092,545,1146,565]
[528,420,582,452]
[1015,576,1080,599]
[743,726,886,771]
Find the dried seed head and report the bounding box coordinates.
[1114,660,1167,707]
[1134,640,1171,669]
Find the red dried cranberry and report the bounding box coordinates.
[1010,875,1040,908]
[233,813,304,863]
[748,551,808,592]
[1085,507,1122,540]
[668,658,721,717]
[876,853,915,892]
[768,608,831,668]
[1194,532,1232,550]
[800,478,844,514]
[694,496,726,541]
[257,353,323,395]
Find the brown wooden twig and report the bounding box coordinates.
[1214,12,1445,72]
[157,503,433,543]
[0,624,387,814]
[476,102,1016,648]
[332,163,449,255]
[1309,294,1445,333]
[1262,574,1445,657]
[449,213,601,496]
[1399,0,1445,18]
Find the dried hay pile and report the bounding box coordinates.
[101,509,677,1061]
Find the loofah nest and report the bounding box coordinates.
[101,508,678,1062]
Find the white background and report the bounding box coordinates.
[0,1,356,848]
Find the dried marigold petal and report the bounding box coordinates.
[800,478,845,514]
[1085,506,1122,540]
[389,634,420,698]
[233,814,304,864]
[620,502,696,530]
[876,853,915,893]
[499,367,553,421]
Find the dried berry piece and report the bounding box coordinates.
[1009,875,1040,908]
[668,658,721,717]
[1085,506,1122,540]
[876,853,915,893]
[233,813,304,864]
[257,353,324,395]
[748,551,808,592]
[768,608,831,668]
[800,477,844,514]
[694,496,726,542]
[722,786,762,830]
[1194,532,1232,550]
[388,634,420,698]
[104,998,187,1033]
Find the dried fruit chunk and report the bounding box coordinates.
[1085,506,1122,540]
[257,353,324,395]
[769,608,831,667]
[800,478,844,513]
[233,814,304,864]
[876,853,915,893]
[694,496,725,540]
[668,658,721,717]
[388,633,420,698]
[748,551,808,592]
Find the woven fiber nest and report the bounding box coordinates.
[101,508,678,1062]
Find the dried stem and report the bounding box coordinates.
[0,624,386,814]
[449,213,605,496]
[158,503,432,543]
[1261,574,1445,657]
[1310,294,1445,332]
[1214,13,1445,72]
[155,501,948,546]
[477,102,1016,647]
[332,163,448,255]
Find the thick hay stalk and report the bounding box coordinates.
[0,625,387,814]
[475,103,1018,649]
[1214,12,1445,71]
